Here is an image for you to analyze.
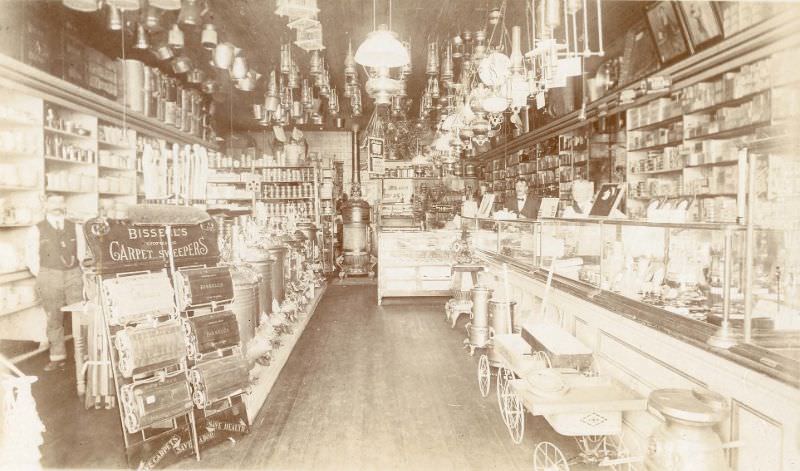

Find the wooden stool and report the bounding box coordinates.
[446,264,484,328]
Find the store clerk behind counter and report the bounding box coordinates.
[506,178,542,219]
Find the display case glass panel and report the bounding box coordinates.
[472,218,499,254]
[538,218,603,287]
[497,220,537,269]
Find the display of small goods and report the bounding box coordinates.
[262,183,314,199]
[98,124,134,147]
[98,175,135,195]
[628,97,682,129]
[262,167,313,182]
[684,93,771,138]
[98,150,135,170]
[680,59,771,113]
[207,184,253,200]
[45,170,96,193]
[263,201,314,218]
[719,1,787,37]
[629,121,683,151]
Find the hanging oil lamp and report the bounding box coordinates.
[426,42,439,76]
[401,41,412,78]
[344,40,357,83]
[310,50,322,77]
[440,42,454,86]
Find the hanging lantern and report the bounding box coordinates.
[344,39,357,83]
[425,42,439,76]
[107,6,123,31]
[473,30,487,62]
[168,24,184,49]
[265,71,280,112]
[201,24,218,49]
[452,34,463,59]
[280,43,291,75]
[133,23,149,49]
[328,89,340,117]
[310,50,322,76]
[288,63,300,89]
[440,43,454,85]
[301,79,312,108]
[401,41,412,78]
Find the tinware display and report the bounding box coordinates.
[189,354,250,409]
[244,252,274,317]
[229,266,260,347]
[119,373,193,434]
[102,272,177,326]
[489,299,517,335]
[267,246,288,303]
[183,310,241,360]
[174,266,234,309]
[470,286,493,328]
[114,320,186,378]
[646,388,730,471]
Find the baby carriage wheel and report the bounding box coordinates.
[477,354,491,397]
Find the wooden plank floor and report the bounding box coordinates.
[188,285,542,471]
[24,284,582,470]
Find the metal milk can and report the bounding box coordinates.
[646,388,730,471]
[489,299,517,335]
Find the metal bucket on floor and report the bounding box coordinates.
[244,250,274,317]
[230,266,259,347]
[268,246,288,303]
[470,287,493,328]
[489,300,517,335]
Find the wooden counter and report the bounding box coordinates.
[477,252,800,471]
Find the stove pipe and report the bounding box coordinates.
[351,124,362,199]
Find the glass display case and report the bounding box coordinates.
[460,216,800,365]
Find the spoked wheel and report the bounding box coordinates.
[533,441,569,471]
[477,354,491,397]
[503,389,525,444]
[496,366,514,418]
[601,436,634,471]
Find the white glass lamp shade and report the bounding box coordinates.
[150,0,181,10]
[355,25,410,69]
[482,94,509,113]
[63,0,101,12]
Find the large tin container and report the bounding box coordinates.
[489,300,517,335]
[646,389,729,471]
[267,246,288,303]
[467,324,490,347]
[244,250,274,317]
[229,266,259,347]
[470,286,493,328]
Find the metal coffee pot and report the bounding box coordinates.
[212,42,240,69]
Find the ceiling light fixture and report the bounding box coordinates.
[355,0,408,69]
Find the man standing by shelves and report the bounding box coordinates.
[26,195,83,371]
[507,178,542,219]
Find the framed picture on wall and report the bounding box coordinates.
[645,1,691,65]
[677,1,723,51]
[619,19,661,87]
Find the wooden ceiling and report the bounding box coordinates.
[25,0,645,135]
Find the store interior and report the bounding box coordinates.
[0,0,799,470]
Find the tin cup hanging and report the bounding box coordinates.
[201,23,218,49]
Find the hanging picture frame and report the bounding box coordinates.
[645,1,692,65]
[677,1,723,51]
